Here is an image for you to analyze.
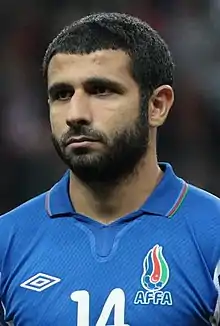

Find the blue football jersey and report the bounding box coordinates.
[0,163,220,325]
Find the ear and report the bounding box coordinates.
[148,85,174,127]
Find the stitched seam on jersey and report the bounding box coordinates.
[72,215,142,263]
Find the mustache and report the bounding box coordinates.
[60,124,107,145]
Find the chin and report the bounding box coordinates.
[68,153,104,167]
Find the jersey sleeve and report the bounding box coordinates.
[0,219,8,326]
[212,260,220,326]
[0,262,6,325]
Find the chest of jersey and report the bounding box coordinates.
[1,215,217,325]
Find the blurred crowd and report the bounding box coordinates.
[1,0,220,214]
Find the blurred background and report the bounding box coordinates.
[0,0,220,214]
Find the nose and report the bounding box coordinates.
[66,90,92,126]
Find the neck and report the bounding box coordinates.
[69,148,163,224]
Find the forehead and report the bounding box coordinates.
[47,50,136,87]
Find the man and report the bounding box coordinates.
[0,12,219,326]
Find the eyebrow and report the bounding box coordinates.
[48,77,126,97]
[83,77,126,93]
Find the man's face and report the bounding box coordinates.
[47,50,149,185]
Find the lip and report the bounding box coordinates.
[67,140,99,149]
[66,136,98,146]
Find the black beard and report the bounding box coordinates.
[51,113,149,191]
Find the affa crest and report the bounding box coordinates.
[141,244,169,292]
[134,244,172,306]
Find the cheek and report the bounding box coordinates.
[94,99,139,134]
[49,107,66,137]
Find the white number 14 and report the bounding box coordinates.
[70,288,129,326]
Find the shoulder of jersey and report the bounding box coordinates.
[0,192,49,275]
[186,183,220,220]
[183,183,220,251]
[0,192,47,230]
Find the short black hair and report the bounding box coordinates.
[43,12,174,97]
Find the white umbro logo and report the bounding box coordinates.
[20,273,61,292]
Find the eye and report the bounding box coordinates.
[95,86,111,95]
[54,89,73,101]
[48,84,74,103]
[89,85,113,96]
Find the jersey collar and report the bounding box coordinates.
[45,163,188,218]
[45,171,74,217]
[140,163,188,217]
